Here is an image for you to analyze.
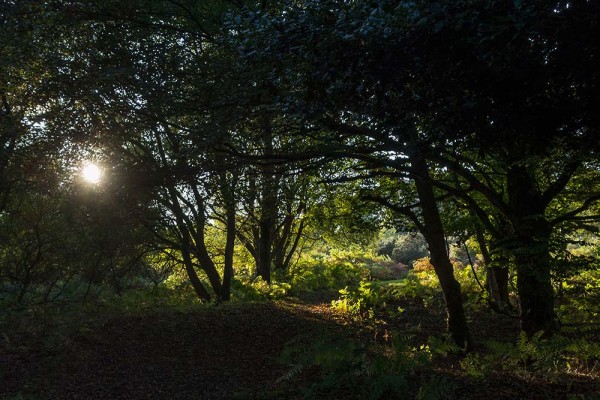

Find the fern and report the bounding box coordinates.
[485,340,514,359]
[417,375,456,400]
[276,363,305,384]
[277,331,451,399]
[427,334,461,357]
[472,333,600,381]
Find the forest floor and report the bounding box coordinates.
[1,292,598,400]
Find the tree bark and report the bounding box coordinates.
[256,114,278,283]
[475,226,512,312]
[410,150,473,350]
[220,176,237,301]
[167,186,212,302]
[154,131,214,301]
[507,166,557,337]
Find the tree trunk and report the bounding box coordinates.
[155,131,214,302]
[410,151,473,350]
[256,114,278,284]
[486,265,511,311]
[221,191,236,301]
[181,237,212,302]
[166,185,213,302]
[281,219,306,271]
[507,166,557,337]
[512,217,556,336]
[257,218,272,283]
[495,267,510,306]
[475,226,512,312]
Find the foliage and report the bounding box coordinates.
[230,278,291,301]
[278,333,457,400]
[331,281,383,319]
[332,263,488,321]
[383,272,439,307]
[413,257,435,272]
[460,332,600,382]
[286,248,377,293]
[556,268,600,328]
[390,233,429,266]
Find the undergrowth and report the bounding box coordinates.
[461,331,600,382]
[278,332,458,400]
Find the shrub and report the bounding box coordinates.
[331,281,384,318]
[391,233,429,265]
[413,257,434,272]
[287,248,380,293]
[382,271,439,307]
[369,262,409,281]
[231,278,291,301]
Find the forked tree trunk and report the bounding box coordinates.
[411,151,473,350]
[167,186,212,301]
[155,131,214,302]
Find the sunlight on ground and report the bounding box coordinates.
[81,163,102,184]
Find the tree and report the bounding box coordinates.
[406,0,600,336]
[5,0,241,301]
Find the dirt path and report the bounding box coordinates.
[1,302,342,400]
[2,299,598,399]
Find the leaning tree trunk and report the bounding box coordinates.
[411,151,473,350]
[167,186,212,301]
[507,166,557,337]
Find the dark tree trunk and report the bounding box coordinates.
[256,115,277,284]
[410,151,473,350]
[169,187,212,302]
[169,189,219,301]
[155,131,214,302]
[257,219,272,284]
[193,238,224,299]
[187,183,226,299]
[512,217,556,336]
[507,166,557,337]
[281,218,306,271]
[272,201,306,271]
[181,238,212,302]
[487,265,511,311]
[515,244,556,337]
[475,226,512,312]
[221,189,236,301]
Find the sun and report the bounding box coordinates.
[81,163,102,184]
